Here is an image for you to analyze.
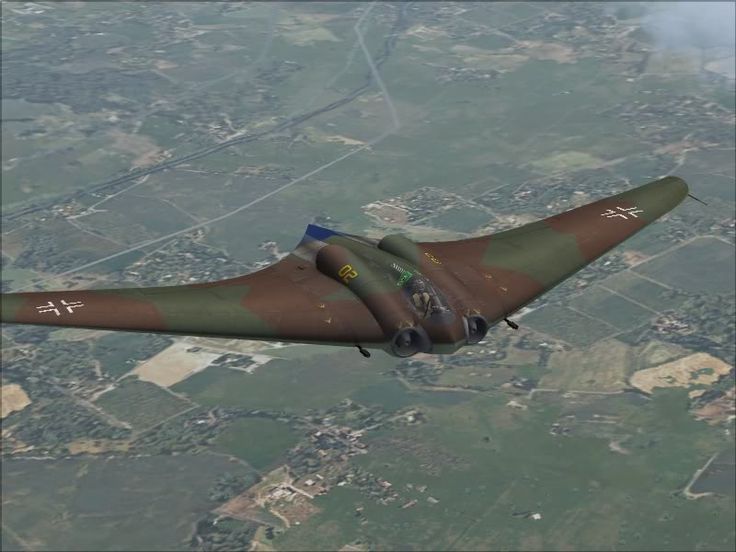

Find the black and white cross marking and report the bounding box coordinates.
[35,299,85,316]
[601,206,644,220]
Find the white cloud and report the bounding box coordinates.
[643,2,735,51]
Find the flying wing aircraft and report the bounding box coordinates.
[1,176,688,357]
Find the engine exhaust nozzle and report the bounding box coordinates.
[390,327,431,357]
[464,314,489,344]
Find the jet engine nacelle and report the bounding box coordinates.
[315,244,431,357]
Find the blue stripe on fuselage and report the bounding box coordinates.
[305,224,343,241]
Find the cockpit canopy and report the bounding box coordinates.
[400,272,452,321]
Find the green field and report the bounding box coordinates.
[275,389,734,551]
[540,338,633,391]
[0,267,42,290]
[675,148,736,203]
[1,454,256,551]
[95,378,191,430]
[623,222,694,257]
[569,286,656,329]
[214,418,301,471]
[350,379,472,410]
[601,271,688,312]
[436,360,538,390]
[92,333,172,379]
[633,238,735,294]
[522,305,617,347]
[80,192,199,244]
[428,205,493,233]
[173,349,392,413]
[691,447,736,496]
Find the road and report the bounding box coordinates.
[2,3,412,224]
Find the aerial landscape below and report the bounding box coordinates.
[1,2,734,551]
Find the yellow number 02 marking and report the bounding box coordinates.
[338,264,359,284]
[424,251,442,264]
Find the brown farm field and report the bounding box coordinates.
[1,384,31,418]
[132,341,221,387]
[630,352,733,395]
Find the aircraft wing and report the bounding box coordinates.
[1,176,688,347]
[418,176,689,323]
[0,254,385,346]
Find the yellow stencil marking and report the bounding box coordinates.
[338,264,358,284]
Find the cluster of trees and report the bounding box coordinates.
[208,472,258,503]
[11,398,131,456]
[190,514,258,552]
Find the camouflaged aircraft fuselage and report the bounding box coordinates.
[1,176,689,357]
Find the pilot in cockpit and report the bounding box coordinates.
[407,277,446,318]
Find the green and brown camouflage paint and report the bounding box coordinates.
[0,176,689,356]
